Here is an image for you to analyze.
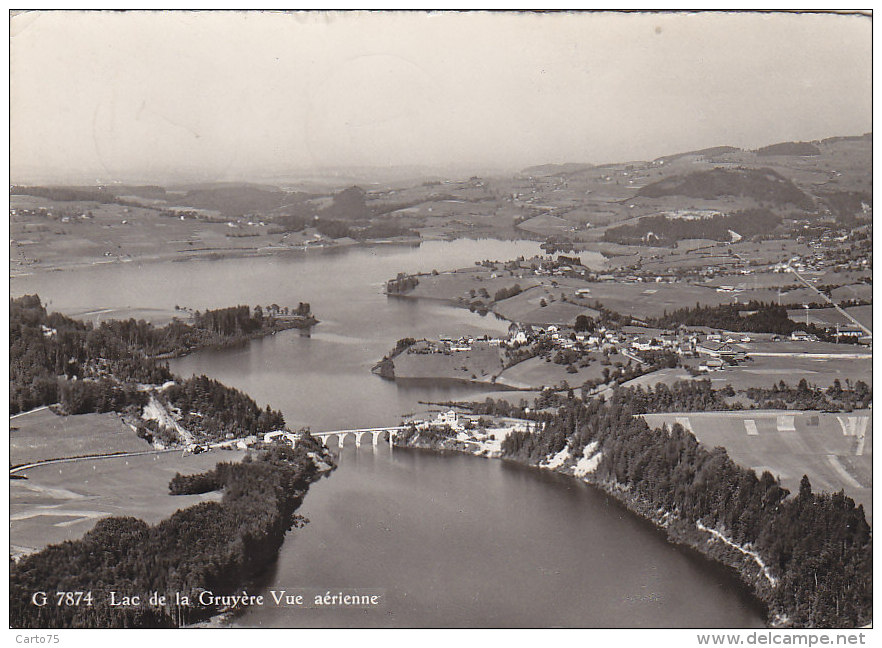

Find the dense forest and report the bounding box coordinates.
[10,295,170,414]
[10,295,314,415]
[603,208,782,245]
[817,190,873,226]
[497,394,871,628]
[10,442,331,628]
[160,375,286,441]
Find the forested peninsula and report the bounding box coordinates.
[10,295,315,417]
[10,442,334,628]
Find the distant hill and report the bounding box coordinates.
[110,185,168,200]
[320,186,371,220]
[176,185,305,217]
[636,167,814,209]
[655,145,741,164]
[603,208,781,246]
[521,163,595,177]
[168,181,283,192]
[10,185,118,203]
[755,141,821,157]
[821,133,872,145]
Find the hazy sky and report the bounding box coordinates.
[10,10,872,183]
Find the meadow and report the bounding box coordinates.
[10,448,245,557]
[11,408,151,466]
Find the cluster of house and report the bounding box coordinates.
[11,207,92,222]
[507,322,588,349]
[494,256,590,279]
[503,320,846,370]
[409,409,466,432]
[413,316,852,368]
[775,233,868,274]
[407,334,504,354]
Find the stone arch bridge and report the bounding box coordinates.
[312,426,407,448]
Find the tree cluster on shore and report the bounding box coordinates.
[9,295,313,415]
[10,442,331,628]
[386,273,420,294]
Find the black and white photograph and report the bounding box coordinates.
[6,8,874,639]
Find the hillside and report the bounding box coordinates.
[636,167,814,209]
[521,163,595,177]
[603,208,781,246]
[755,141,821,157]
[655,145,741,164]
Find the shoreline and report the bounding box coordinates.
[9,235,424,278]
[10,232,552,279]
[391,429,783,627]
[149,317,319,360]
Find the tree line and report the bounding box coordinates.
[647,300,833,338]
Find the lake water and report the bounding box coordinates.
[10,240,765,627]
[236,446,765,628]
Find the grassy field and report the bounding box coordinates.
[555,280,737,319]
[492,285,600,326]
[625,354,871,392]
[406,266,541,303]
[10,194,311,274]
[735,355,872,389]
[619,367,695,390]
[393,344,506,383]
[831,283,873,303]
[516,213,579,237]
[642,410,872,524]
[64,306,184,327]
[495,353,615,390]
[10,448,246,557]
[10,408,153,466]
[786,305,873,331]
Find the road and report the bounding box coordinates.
[786,266,872,337]
[10,439,244,475]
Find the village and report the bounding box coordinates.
[397,316,866,381]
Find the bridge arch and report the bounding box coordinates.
[312,426,404,450]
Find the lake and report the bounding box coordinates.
[10,239,766,627]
